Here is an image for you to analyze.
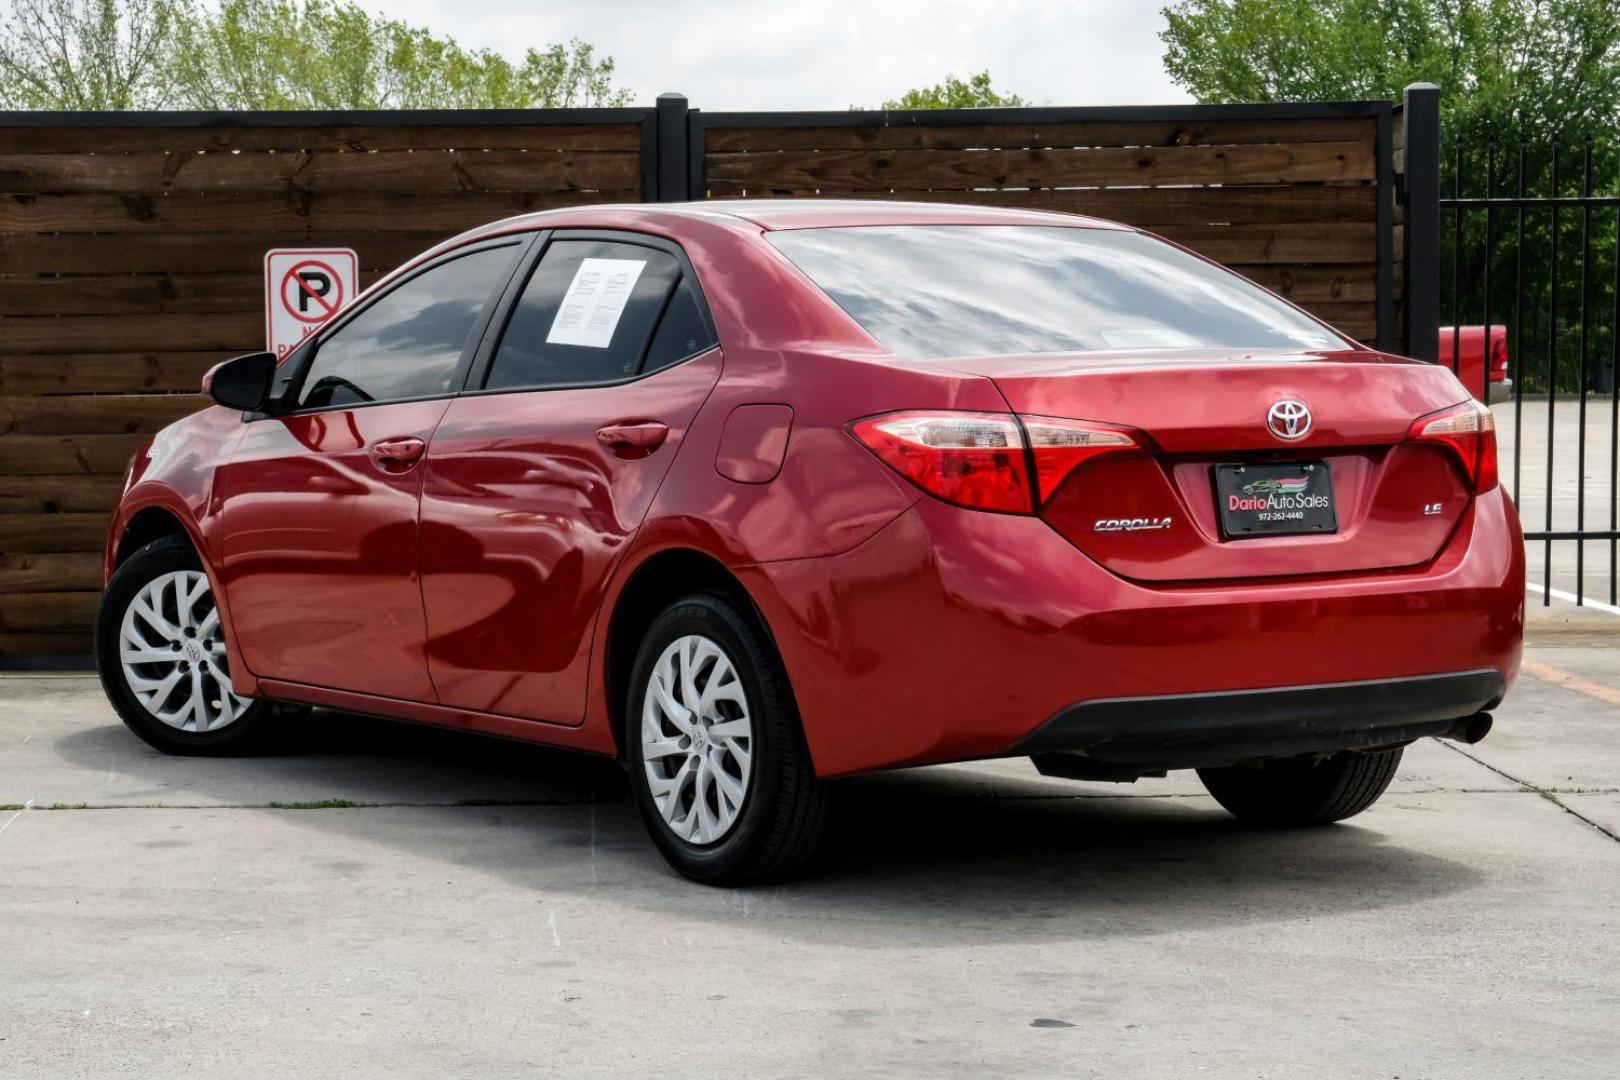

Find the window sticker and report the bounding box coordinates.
[545,258,648,348]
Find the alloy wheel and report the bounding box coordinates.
[118,569,250,733]
[640,633,754,845]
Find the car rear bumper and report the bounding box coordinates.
[1016,669,1504,770]
[744,486,1525,778]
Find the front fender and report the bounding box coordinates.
[102,407,254,693]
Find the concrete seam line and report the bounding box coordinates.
[1521,658,1620,708]
[10,798,622,811]
[1437,740,1620,845]
[9,787,1609,813]
[0,792,1215,811]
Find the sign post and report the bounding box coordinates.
[264,248,359,359]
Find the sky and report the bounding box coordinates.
[378,0,1190,110]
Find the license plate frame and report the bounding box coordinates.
[1214,461,1337,539]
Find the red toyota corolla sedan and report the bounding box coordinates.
[95,201,1524,883]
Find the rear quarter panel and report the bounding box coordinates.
[578,223,1014,749]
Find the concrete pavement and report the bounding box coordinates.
[2,643,1617,1079]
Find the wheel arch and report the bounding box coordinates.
[113,505,194,569]
[602,546,781,759]
[104,488,260,697]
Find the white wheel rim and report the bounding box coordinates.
[641,634,754,845]
[119,569,250,733]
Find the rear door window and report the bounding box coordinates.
[482,239,714,391]
[642,278,713,375]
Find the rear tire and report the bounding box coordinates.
[95,535,287,756]
[625,592,834,884]
[1197,747,1403,827]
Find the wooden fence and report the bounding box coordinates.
[0,96,1431,662]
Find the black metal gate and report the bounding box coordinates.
[1439,132,1620,608]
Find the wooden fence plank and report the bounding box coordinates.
[0,313,263,355]
[0,273,268,316]
[0,591,102,631]
[0,552,104,592]
[1,223,1375,278]
[0,434,150,475]
[0,394,205,436]
[1151,222,1377,265]
[0,150,642,195]
[704,142,1376,192]
[0,631,92,657]
[0,476,125,514]
[713,185,1377,226]
[0,191,603,235]
[0,231,446,274]
[0,122,644,154]
[0,352,233,394]
[1230,265,1379,303]
[0,512,109,552]
[704,116,1375,152]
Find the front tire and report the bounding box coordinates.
[95,535,283,755]
[1198,747,1403,827]
[626,592,834,884]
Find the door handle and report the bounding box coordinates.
[368,436,427,471]
[596,420,669,459]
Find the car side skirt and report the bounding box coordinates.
[253,678,620,756]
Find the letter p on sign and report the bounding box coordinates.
[265,248,359,359]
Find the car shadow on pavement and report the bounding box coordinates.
[51,706,1485,946]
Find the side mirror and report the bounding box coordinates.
[202,351,276,412]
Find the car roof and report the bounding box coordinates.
[456,199,1130,244]
[667,199,1130,232]
[398,199,1134,288]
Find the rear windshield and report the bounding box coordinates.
[766,225,1347,359]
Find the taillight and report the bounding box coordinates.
[850,412,1030,512]
[849,410,1137,513]
[1490,331,1510,382]
[1408,400,1498,493]
[1021,415,1139,501]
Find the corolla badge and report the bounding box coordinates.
[1094,516,1173,532]
[1266,399,1312,440]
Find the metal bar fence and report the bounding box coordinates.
[1441,135,1620,607]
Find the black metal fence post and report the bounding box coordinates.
[1402,82,1442,362]
[656,92,690,202]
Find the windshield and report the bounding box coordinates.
[766,225,1348,359]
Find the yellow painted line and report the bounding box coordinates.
[1522,659,1620,708]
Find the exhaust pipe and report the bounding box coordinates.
[1439,711,1493,745]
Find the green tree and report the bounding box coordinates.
[168,0,630,110]
[1159,0,1620,144]
[0,0,181,108]
[876,71,1026,110]
[0,0,631,110]
[167,0,628,110]
[1161,0,1620,392]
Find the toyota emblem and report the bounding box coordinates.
[1266,400,1312,441]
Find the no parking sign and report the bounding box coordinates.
[264,248,359,359]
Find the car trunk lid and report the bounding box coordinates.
[942,348,1477,583]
